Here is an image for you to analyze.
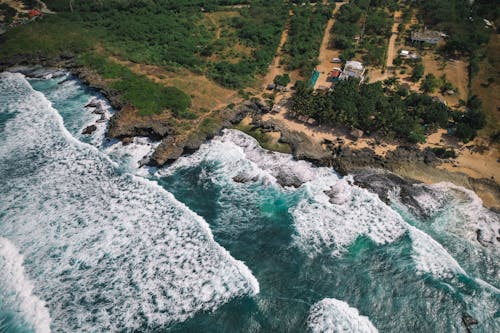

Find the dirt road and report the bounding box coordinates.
[262,10,294,89]
[314,2,346,89]
[386,11,401,68]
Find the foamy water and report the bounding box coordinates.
[0,72,258,331]
[308,298,378,333]
[1,71,499,332]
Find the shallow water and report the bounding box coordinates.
[0,72,499,332]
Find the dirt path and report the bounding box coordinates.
[261,10,294,89]
[314,2,346,88]
[386,11,401,68]
[368,10,401,83]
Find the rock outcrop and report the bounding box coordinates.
[107,105,175,140]
[82,125,97,135]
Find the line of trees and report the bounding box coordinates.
[291,78,485,143]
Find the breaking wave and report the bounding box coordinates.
[0,72,259,331]
[0,237,51,333]
[308,298,378,333]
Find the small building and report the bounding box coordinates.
[400,50,409,57]
[266,83,276,90]
[271,105,281,113]
[330,68,342,82]
[411,29,446,44]
[340,61,365,82]
[331,57,342,63]
[28,10,42,19]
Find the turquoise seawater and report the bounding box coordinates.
[0,72,499,332]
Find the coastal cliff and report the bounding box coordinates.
[2,60,498,209]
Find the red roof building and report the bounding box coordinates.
[28,10,42,18]
[330,69,342,79]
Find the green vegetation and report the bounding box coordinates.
[291,78,468,143]
[1,0,288,89]
[453,95,487,142]
[77,54,191,117]
[0,15,96,58]
[282,2,333,75]
[420,73,439,93]
[234,123,291,154]
[330,0,395,67]
[418,0,492,57]
[432,147,456,159]
[0,3,16,24]
[274,74,291,87]
[411,63,424,82]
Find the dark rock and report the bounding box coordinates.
[462,313,478,333]
[82,125,97,135]
[232,174,259,183]
[352,169,434,218]
[138,155,150,168]
[107,106,174,140]
[150,136,185,166]
[121,137,134,145]
[92,106,105,115]
[85,98,101,108]
[275,172,305,188]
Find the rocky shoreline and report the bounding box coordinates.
[241,112,500,210]
[0,55,247,165]
[1,57,499,209]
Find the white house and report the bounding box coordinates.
[339,61,365,81]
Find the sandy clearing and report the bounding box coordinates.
[438,146,500,181]
[108,56,240,112]
[419,129,500,182]
[262,106,398,157]
[421,53,469,106]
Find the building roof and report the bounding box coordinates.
[28,9,42,18]
[330,69,341,78]
[345,61,363,70]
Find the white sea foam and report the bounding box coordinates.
[308,298,378,333]
[0,72,259,331]
[407,226,466,278]
[162,128,475,282]
[291,175,407,256]
[0,237,51,333]
[161,128,332,187]
[416,182,500,251]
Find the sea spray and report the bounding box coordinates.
[308,298,378,333]
[0,72,259,331]
[1,71,499,332]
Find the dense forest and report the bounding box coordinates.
[1,0,289,88]
[291,78,485,143]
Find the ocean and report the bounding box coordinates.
[0,71,499,332]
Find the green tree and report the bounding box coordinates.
[274,74,291,86]
[411,63,424,82]
[420,73,439,93]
